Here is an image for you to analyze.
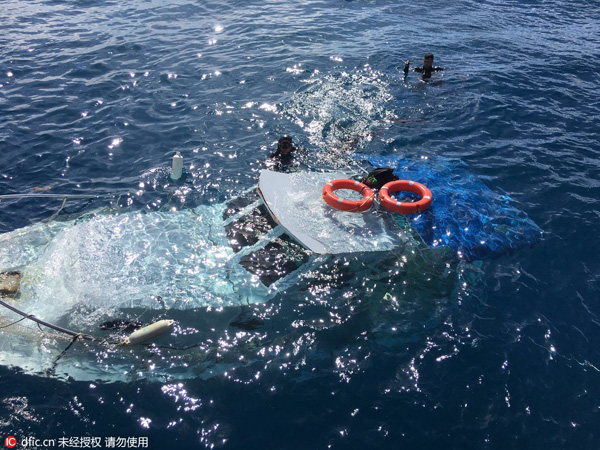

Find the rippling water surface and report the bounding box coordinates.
[1,0,599,448]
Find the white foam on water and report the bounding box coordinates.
[284,68,396,158]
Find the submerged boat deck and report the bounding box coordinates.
[257,170,411,255]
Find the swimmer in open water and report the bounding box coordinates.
[404,53,445,80]
[266,135,307,172]
[269,135,295,162]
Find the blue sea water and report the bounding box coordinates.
[1,0,600,448]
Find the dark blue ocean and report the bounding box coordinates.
[1,0,599,448]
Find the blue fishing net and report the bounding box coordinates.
[359,155,542,261]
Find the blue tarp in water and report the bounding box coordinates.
[360,155,543,262]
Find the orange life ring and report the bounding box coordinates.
[379,180,432,214]
[322,179,374,213]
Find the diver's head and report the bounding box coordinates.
[423,53,434,69]
[278,135,293,154]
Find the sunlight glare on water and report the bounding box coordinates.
[0,0,599,448]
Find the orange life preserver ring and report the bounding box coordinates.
[322,179,374,213]
[379,180,432,214]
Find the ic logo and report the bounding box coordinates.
[4,436,17,448]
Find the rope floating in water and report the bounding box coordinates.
[0,193,103,199]
[0,297,98,342]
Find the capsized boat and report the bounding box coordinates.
[0,169,422,381]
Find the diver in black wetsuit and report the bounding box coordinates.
[266,135,306,172]
[360,167,399,190]
[403,53,444,80]
[268,135,295,163]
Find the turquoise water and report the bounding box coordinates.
[1,0,599,448]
